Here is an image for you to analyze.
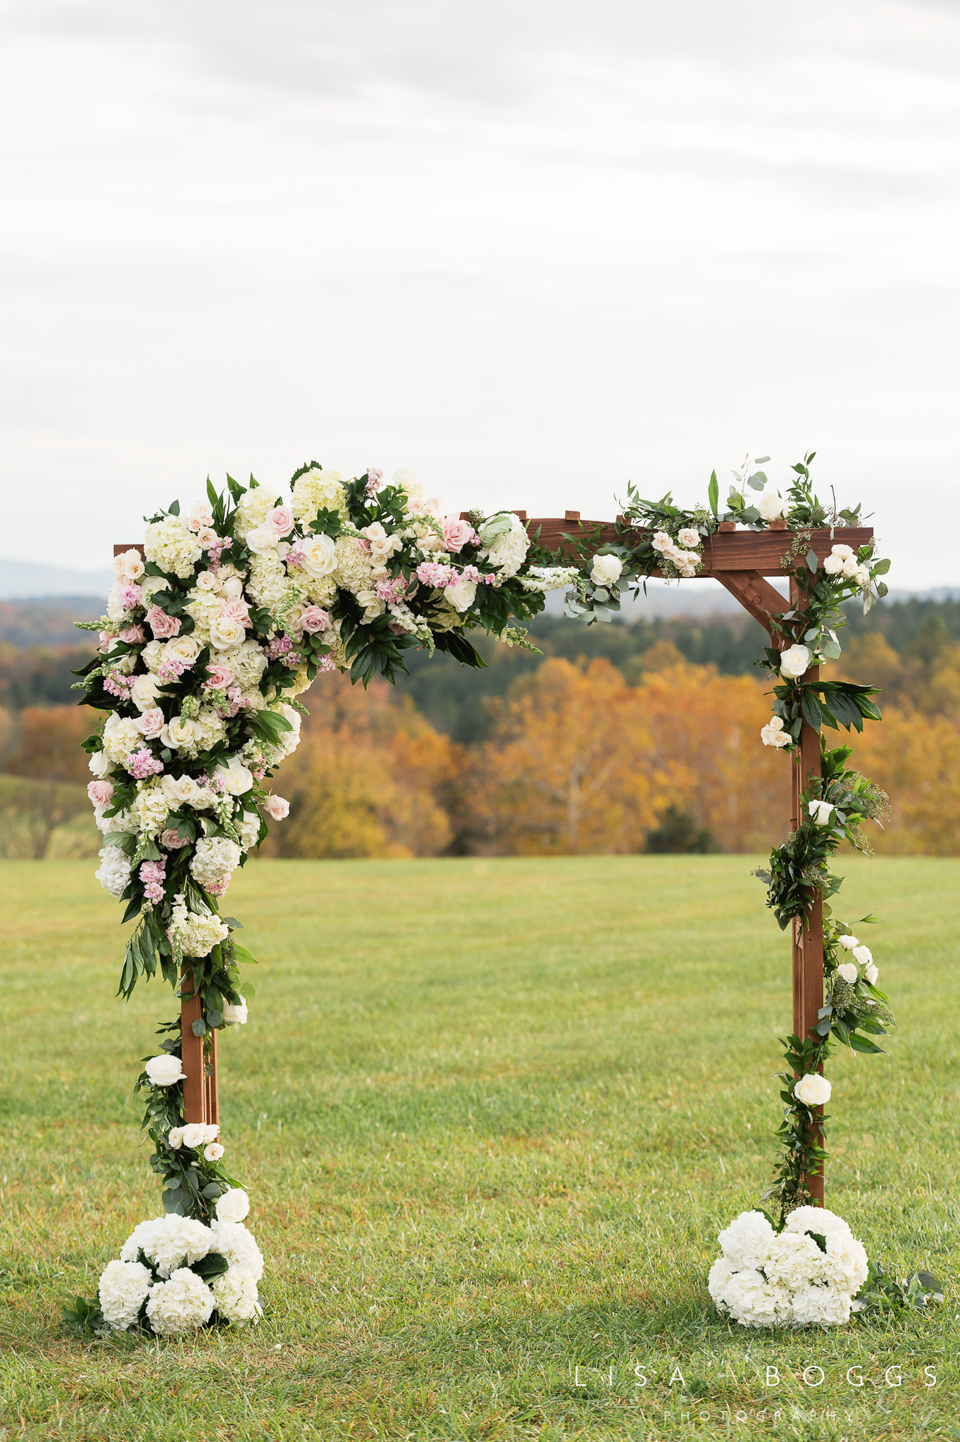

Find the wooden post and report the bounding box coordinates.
[114,543,218,1128]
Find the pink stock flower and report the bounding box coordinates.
[205,876,230,897]
[460,565,481,584]
[103,671,136,699]
[219,596,251,626]
[365,467,384,495]
[137,708,166,739]
[416,562,458,588]
[442,516,476,553]
[157,657,191,682]
[118,584,145,611]
[284,538,306,569]
[87,780,114,808]
[204,664,234,689]
[139,858,167,903]
[317,654,337,672]
[145,606,181,639]
[160,828,191,850]
[262,794,290,820]
[375,577,408,603]
[300,606,332,633]
[266,505,295,537]
[120,624,146,644]
[125,748,165,779]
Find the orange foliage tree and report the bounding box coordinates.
[268,673,460,859]
[3,705,95,784]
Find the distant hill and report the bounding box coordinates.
[0,558,113,600]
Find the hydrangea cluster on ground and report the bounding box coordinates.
[708,1208,869,1328]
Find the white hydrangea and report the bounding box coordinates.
[106,582,128,622]
[189,836,242,888]
[211,1266,261,1324]
[146,1267,215,1335]
[134,783,170,835]
[209,1221,264,1282]
[716,1210,776,1272]
[123,1214,215,1278]
[762,1231,827,1290]
[119,1218,165,1265]
[291,467,347,523]
[481,513,530,578]
[221,638,268,689]
[183,589,221,642]
[236,812,262,850]
[333,533,374,594]
[716,1267,791,1328]
[141,640,166,673]
[790,1282,853,1327]
[96,807,139,835]
[102,715,143,763]
[268,703,301,762]
[144,517,203,579]
[245,553,289,610]
[98,1258,153,1329]
[303,573,338,608]
[95,846,132,897]
[168,894,230,958]
[234,486,281,538]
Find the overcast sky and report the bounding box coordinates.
[1,0,958,589]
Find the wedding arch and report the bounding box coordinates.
[71,456,895,1333]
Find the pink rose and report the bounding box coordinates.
[160,828,192,850]
[442,516,476,553]
[87,780,114,808]
[355,536,372,553]
[136,708,166,738]
[146,606,181,639]
[98,629,116,654]
[266,506,295,537]
[204,663,234,689]
[300,606,332,634]
[120,624,145,644]
[262,794,290,820]
[219,596,251,626]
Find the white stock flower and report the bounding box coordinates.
[145,1054,187,1087]
[590,554,623,586]
[756,489,784,522]
[716,1211,776,1272]
[807,799,836,826]
[98,1259,153,1329]
[212,1266,260,1323]
[146,1268,215,1335]
[95,846,132,898]
[793,1073,832,1107]
[837,962,858,983]
[215,1188,251,1225]
[780,644,813,679]
[209,1219,263,1281]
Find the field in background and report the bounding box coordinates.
[1,855,959,1440]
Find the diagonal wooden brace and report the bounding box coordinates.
[714,570,789,639]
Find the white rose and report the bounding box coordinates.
[88,750,113,779]
[837,962,857,983]
[808,799,836,826]
[245,523,280,556]
[822,553,844,575]
[214,757,254,795]
[445,579,477,613]
[113,548,146,584]
[300,534,338,578]
[196,571,220,591]
[757,489,784,522]
[221,575,244,597]
[145,1054,187,1087]
[167,1127,185,1149]
[832,544,854,559]
[676,528,700,549]
[216,1188,250,1224]
[838,934,859,950]
[852,945,873,967]
[165,634,203,664]
[855,565,871,587]
[841,555,860,579]
[181,1123,208,1149]
[204,1142,225,1162]
[130,673,161,711]
[760,717,791,749]
[590,554,623,586]
[793,1073,832,1107]
[161,773,202,806]
[222,999,248,1026]
[163,716,197,749]
[209,615,247,650]
[864,962,879,984]
[780,644,813,679]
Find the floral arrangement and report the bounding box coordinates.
[708,1207,868,1328]
[70,463,580,1330]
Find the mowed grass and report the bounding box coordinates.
[0,855,959,1442]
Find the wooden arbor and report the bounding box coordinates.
[520,513,874,1206]
[119,516,874,1204]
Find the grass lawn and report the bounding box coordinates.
[0,854,958,1441]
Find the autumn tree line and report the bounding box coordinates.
[1,597,959,858]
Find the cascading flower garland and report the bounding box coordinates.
[69,463,580,1333]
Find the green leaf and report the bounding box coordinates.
[191,1019,207,1037]
[806,548,819,573]
[191,1251,230,1281]
[872,557,890,575]
[707,471,719,518]
[849,1032,884,1055]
